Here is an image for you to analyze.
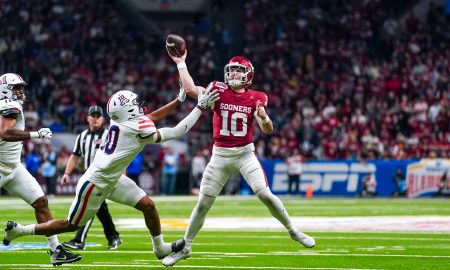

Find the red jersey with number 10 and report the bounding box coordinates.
[208,81,268,147]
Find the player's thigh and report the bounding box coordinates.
[3,163,44,205]
[200,154,231,197]
[238,153,268,194]
[108,175,146,207]
[67,177,107,227]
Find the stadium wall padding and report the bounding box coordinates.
[239,159,449,197]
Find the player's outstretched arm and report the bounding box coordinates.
[145,88,186,123]
[147,86,219,144]
[167,50,204,100]
[0,114,52,142]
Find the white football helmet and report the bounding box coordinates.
[0,73,27,104]
[107,90,144,122]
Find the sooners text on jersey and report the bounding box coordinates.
[209,81,268,147]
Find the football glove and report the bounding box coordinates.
[197,85,219,110]
[30,128,53,139]
[177,87,186,102]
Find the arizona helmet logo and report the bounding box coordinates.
[117,95,130,106]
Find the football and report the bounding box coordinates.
[165,34,186,57]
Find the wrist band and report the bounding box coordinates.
[177,62,187,70]
[30,131,39,139]
[261,117,270,125]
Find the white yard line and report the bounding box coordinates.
[72,233,450,241]
[0,264,389,270]
[113,216,450,232]
[1,250,449,258]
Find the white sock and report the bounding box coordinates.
[151,234,164,248]
[46,235,59,252]
[184,193,215,248]
[256,188,294,231]
[22,224,36,235]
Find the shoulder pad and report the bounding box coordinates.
[261,93,268,106]
[0,99,23,114]
[213,81,228,89]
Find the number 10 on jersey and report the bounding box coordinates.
[219,110,248,137]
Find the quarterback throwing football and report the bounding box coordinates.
[163,52,315,266]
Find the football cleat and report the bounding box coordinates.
[62,239,85,250]
[107,237,122,249]
[3,221,24,246]
[49,245,82,266]
[289,231,316,248]
[162,247,191,267]
[154,238,185,259]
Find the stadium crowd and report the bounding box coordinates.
[0,0,449,186]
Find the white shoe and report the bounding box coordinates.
[289,231,316,248]
[162,247,191,266]
[154,238,185,259]
[3,221,25,245]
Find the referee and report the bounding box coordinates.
[60,105,121,249]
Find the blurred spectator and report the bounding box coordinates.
[361,173,377,197]
[127,152,144,187]
[190,149,206,195]
[392,169,407,197]
[285,148,303,195]
[224,173,241,195]
[161,147,179,195]
[0,0,448,164]
[40,144,57,196]
[25,150,41,179]
[49,117,65,133]
[438,170,450,195]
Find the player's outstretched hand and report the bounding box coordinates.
[167,49,187,64]
[30,128,53,139]
[197,84,219,110]
[37,128,52,139]
[177,87,186,102]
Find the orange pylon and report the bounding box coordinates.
[306,184,313,199]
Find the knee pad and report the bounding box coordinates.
[256,188,274,204]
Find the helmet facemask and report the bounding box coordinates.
[11,84,26,104]
[224,64,253,88]
[130,97,145,119]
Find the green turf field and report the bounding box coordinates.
[0,196,449,269]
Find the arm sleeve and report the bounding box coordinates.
[72,134,82,156]
[157,107,203,143]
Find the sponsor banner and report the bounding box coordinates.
[240,160,417,196]
[406,159,450,198]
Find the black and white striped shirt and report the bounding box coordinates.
[73,127,107,170]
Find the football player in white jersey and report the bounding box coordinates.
[3,86,219,260]
[0,73,81,266]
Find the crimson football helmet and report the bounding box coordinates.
[224,56,254,88]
